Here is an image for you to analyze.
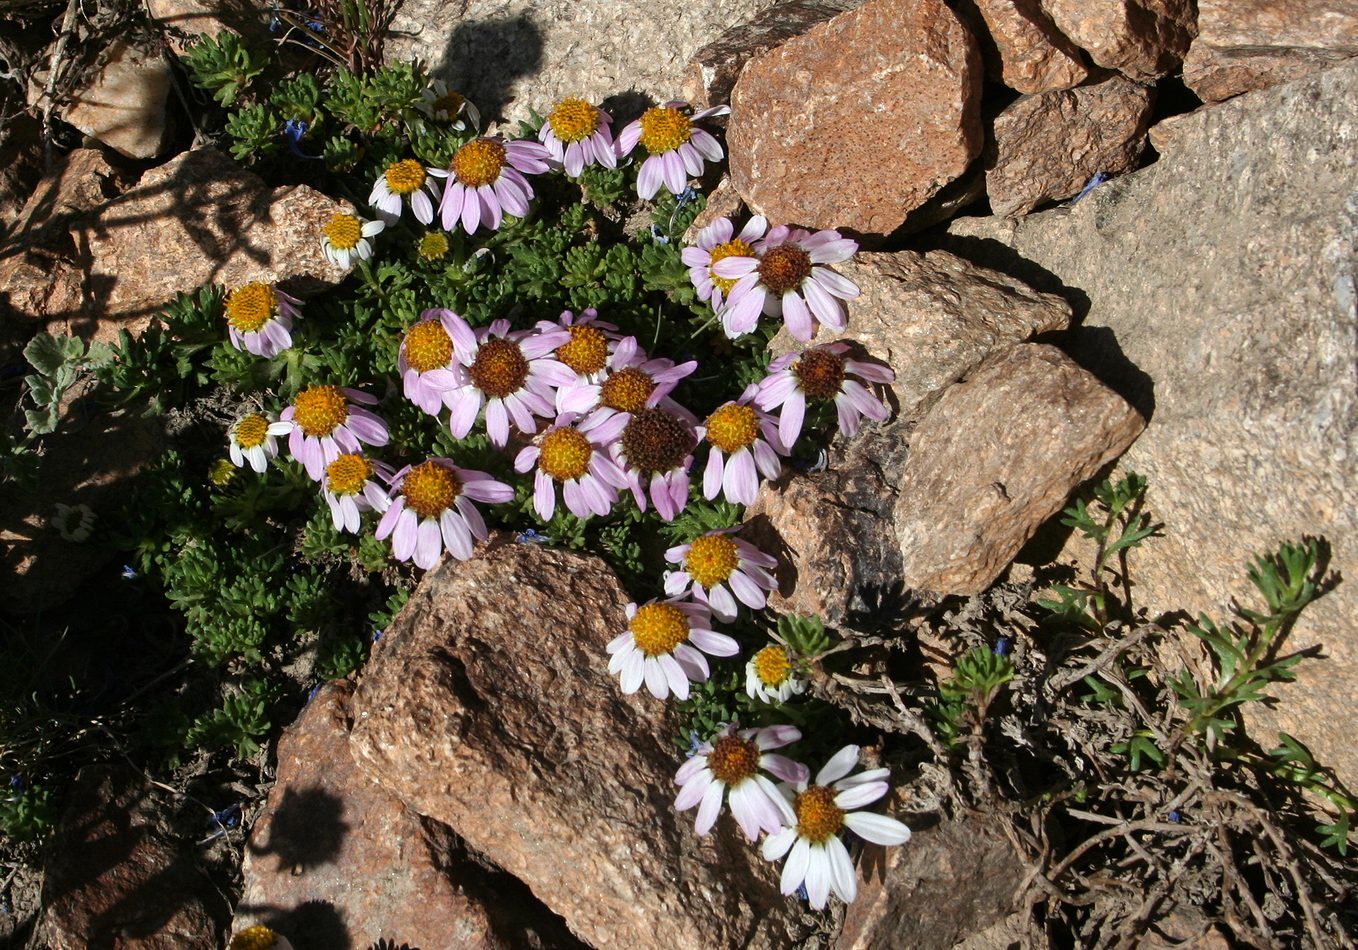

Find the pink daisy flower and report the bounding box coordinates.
[514,411,630,521]
[713,225,861,342]
[756,343,895,451]
[440,136,554,235]
[534,308,621,391]
[225,282,301,358]
[446,318,574,448]
[557,337,697,423]
[375,459,512,568]
[538,97,617,177]
[675,724,809,841]
[610,407,698,521]
[320,453,393,533]
[701,384,783,505]
[664,528,778,622]
[283,385,390,481]
[400,308,476,416]
[606,598,737,700]
[682,214,767,312]
[617,100,730,200]
[762,745,912,910]
[369,158,448,226]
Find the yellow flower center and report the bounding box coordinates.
[705,403,759,454]
[795,349,847,400]
[229,925,280,950]
[226,282,277,333]
[469,338,529,398]
[452,139,506,188]
[322,212,362,251]
[707,735,760,785]
[384,159,427,195]
[758,245,813,296]
[326,453,373,496]
[233,413,270,449]
[548,97,600,143]
[621,408,694,475]
[629,603,689,657]
[708,238,754,295]
[404,320,454,373]
[538,427,592,482]
[556,325,609,376]
[685,534,739,588]
[209,458,236,486]
[431,89,465,116]
[600,367,657,413]
[794,785,845,843]
[638,106,692,154]
[418,232,450,259]
[752,645,793,688]
[292,385,349,437]
[402,460,462,518]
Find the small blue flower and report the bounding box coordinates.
[371,628,384,643]
[307,683,323,703]
[1068,171,1109,206]
[282,119,322,160]
[516,528,549,545]
[684,730,701,758]
[9,773,25,792]
[121,564,138,580]
[208,802,241,831]
[995,637,1010,657]
[1168,810,1181,823]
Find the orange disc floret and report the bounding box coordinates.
[752,645,793,688]
[384,159,427,195]
[404,320,454,373]
[226,282,277,333]
[638,106,692,154]
[704,403,759,454]
[452,139,507,188]
[233,413,270,449]
[548,97,599,143]
[556,325,609,376]
[326,453,373,495]
[794,785,845,842]
[629,603,689,657]
[292,385,349,437]
[708,238,755,295]
[600,368,657,413]
[401,461,461,518]
[706,734,760,785]
[686,534,739,588]
[538,428,593,482]
[322,213,362,251]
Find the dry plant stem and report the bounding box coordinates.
[1045,819,1192,890]
[1233,796,1343,949]
[1046,624,1158,694]
[41,0,80,168]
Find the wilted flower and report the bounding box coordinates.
[675,724,808,841]
[756,343,894,450]
[283,385,390,481]
[664,528,777,622]
[617,100,729,199]
[225,282,302,358]
[606,599,737,700]
[441,137,554,234]
[539,97,617,177]
[228,411,290,472]
[761,745,912,910]
[714,226,860,341]
[418,79,480,130]
[369,158,448,225]
[375,459,512,568]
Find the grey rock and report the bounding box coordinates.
[942,62,1358,784]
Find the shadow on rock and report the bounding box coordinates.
[432,15,544,125]
[246,786,349,874]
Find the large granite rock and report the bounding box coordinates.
[61,39,174,160]
[727,0,983,236]
[941,62,1358,783]
[348,543,809,950]
[235,682,559,950]
[1184,0,1358,103]
[892,343,1145,595]
[387,0,781,127]
[986,75,1154,216]
[30,766,225,949]
[954,0,1089,94]
[1040,0,1196,82]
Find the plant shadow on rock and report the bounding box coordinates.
[246,785,350,875]
[431,15,544,126]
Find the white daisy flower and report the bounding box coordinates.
[700,383,784,506]
[418,79,481,131]
[228,924,295,950]
[664,528,778,622]
[745,644,807,705]
[514,411,630,522]
[538,97,617,177]
[320,211,384,269]
[674,723,809,841]
[281,385,390,481]
[606,598,737,701]
[52,502,95,542]
[755,342,894,451]
[617,100,730,200]
[369,158,448,225]
[227,411,290,473]
[374,459,513,568]
[762,744,913,909]
[320,453,393,533]
[225,282,302,358]
[682,214,767,312]
[445,317,574,448]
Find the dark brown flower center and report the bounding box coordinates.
[758,245,812,296]
[620,408,694,475]
[469,338,529,398]
[794,348,846,400]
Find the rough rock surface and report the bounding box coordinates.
[386,0,781,127]
[838,814,1023,950]
[147,0,272,52]
[941,62,1358,783]
[0,112,44,237]
[1184,0,1358,103]
[1041,0,1196,82]
[82,147,353,326]
[348,543,809,949]
[235,681,532,950]
[986,75,1154,216]
[748,250,1071,622]
[955,0,1089,94]
[30,765,225,949]
[893,344,1145,595]
[728,0,983,235]
[62,39,173,160]
[775,250,1073,421]
[682,0,858,109]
